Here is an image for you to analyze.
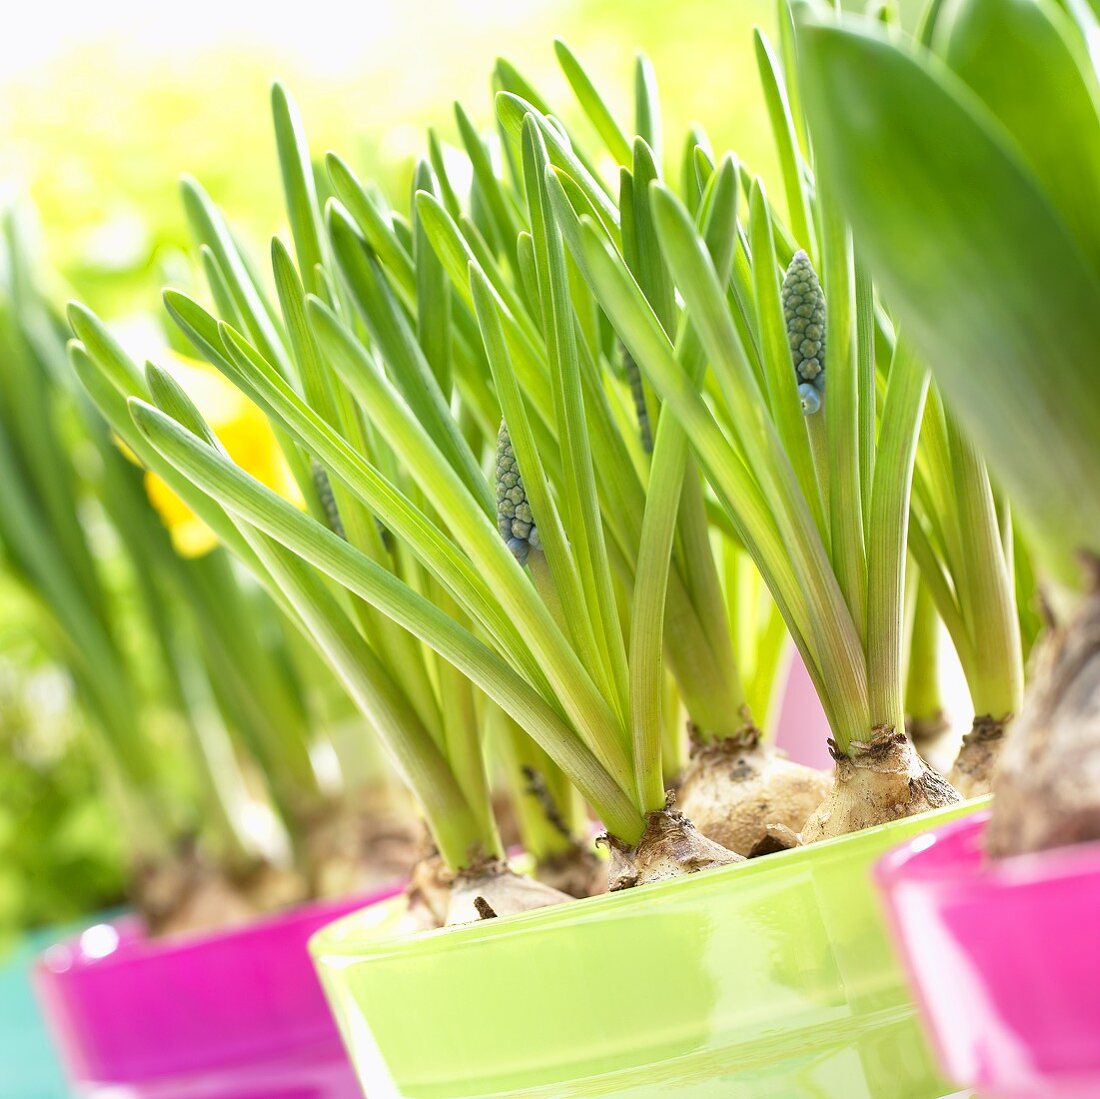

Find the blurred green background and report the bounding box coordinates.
[0,0,926,949]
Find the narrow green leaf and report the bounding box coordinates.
[797,20,1100,580]
[554,40,632,165]
[130,399,644,840]
[634,54,662,163]
[271,82,326,295]
[454,102,521,273]
[865,339,928,736]
[754,28,814,252]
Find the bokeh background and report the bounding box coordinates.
[0,0,935,950]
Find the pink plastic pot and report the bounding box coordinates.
[876,810,1100,1098]
[33,884,400,1098]
[775,653,833,770]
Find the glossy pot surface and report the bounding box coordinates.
[877,811,1100,1098]
[35,884,401,1098]
[313,801,985,1098]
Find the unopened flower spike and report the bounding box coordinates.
[311,460,347,540]
[781,250,826,416]
[495,421,540,566]
[622,346,653,452]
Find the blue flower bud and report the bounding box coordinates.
[495,422,539,565]
[622,346,653,453]
[782,250,826,416]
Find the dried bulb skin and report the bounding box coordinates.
[947,714,1008,799]
[677,734,830,857]
[801,730,961,843]
[404,853,576,928]
[445,858,573,925]
[304,793,420,899]
[987,587,1100,858]
[134,845,258,939]
[404,851,453,930]
[603,798,743,891]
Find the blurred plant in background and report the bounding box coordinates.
[0,0,793,320]
[0,641,126,955]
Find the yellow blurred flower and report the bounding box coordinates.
[141,351,300,557]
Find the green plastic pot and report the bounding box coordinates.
[311,799,985,1098]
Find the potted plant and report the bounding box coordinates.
[795,0,1100,1094]
[63,9,1012,1090]
[0,212,414,1096]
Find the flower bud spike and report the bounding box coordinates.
[495,421,539,567]
[782,249,826,415]
[311,460,347,540]
[622,345,653,452]
[798,382,822,416]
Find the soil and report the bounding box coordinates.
[303,789,420,899]
[534,845,606,898]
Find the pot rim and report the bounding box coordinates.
[311,797,990,960]
[874,809,1100,892]
[33,882,406,1086]
[36,878,406,977]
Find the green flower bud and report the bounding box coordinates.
[311,460,346,540]
[622,345,653,453]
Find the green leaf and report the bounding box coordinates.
[755,28,814,252]
[271,82,326,295]
[304,299,634,786]
[454,101,521,273]
[747,182,824,539]
[646,184,870,748]
[412,160,453,394]
[327,206,490,512]
[865,340,928,735]
[325,155,415,299]
[522,118,631,727]
[180,176,290,378]
[819,184,867,636]
[939,0,1100,272]
[496,93,619,230]
[554,40,632,165]
[634,54,662,163]
[129,398,644,841]
[797,20,1100,581]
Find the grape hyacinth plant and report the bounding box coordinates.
[796,0,1100,858]
[1,211,429,937]
[566,7,964,840]
[69,74,804,908]
[66,1,1050,924]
